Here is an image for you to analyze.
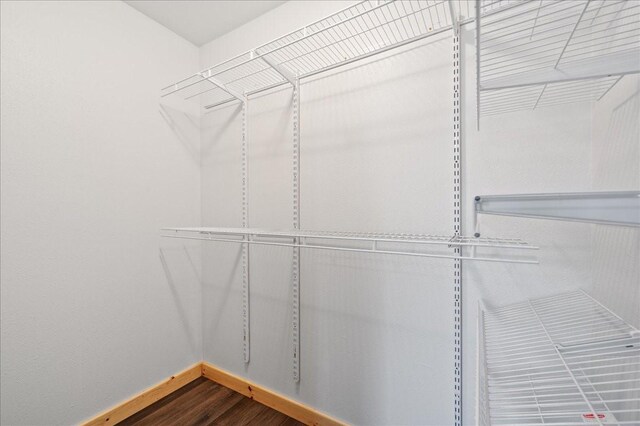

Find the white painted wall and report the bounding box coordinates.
[0,2,202,424]
[2,1,637,425]
[589,75,640,328]
[199,1,356,69]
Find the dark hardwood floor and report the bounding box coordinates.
[118,377,305,426]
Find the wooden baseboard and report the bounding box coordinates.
[82,361,345,426]
[201,362,345,426]
[81,363,202,426]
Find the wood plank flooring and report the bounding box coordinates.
[118,377,304,426]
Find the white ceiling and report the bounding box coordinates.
[124,0,287,46]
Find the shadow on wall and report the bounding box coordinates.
[201,103,242,160]
[159,104,201,162]
[590,87,640,329]
[593,88,640,189]
[205,246,243,341]
[159,245,202,357]
[198,34,451,166]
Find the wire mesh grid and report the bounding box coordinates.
[162,227,535,249]
[481,75,622,115]
[160,73,241,107]
[161,227,539,264]
[478,0,640,116]
[479,290,640,425]
[255,0,452,76]
[161,1,457,109]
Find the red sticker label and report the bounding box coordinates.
[583,413,605,419]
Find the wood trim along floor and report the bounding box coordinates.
[82,363,202,426]
[201,362,345,426]
[81,362,346,426]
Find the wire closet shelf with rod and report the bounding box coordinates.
[160,0,538,269]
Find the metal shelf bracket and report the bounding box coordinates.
[258,53,296,86]
[448,0,460,36]
[474,191,640,229]
[200,70,244,102]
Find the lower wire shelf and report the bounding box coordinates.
[478,290,640,425]
[161,227,539,264]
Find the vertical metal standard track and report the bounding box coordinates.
[292,77,301,383]
[241,97,250,364]
[475,0,481,130]
[452,30,463,426]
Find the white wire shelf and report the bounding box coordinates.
[477,0,640,117]
[475,191,640,227]
[161,227,539,264]
[478,290,640,425]
[161,0,465,110]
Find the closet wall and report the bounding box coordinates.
[1,1,637,425]
[590,75,640,327]
[0,2,202,425]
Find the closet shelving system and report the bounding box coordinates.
[161,2,536,423]
[477,290,640,425]
[474,3,640,423]
[160,0,639,424]
[161,0,474,108]
[476,0,640,118]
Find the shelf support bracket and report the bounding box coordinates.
[292,75,301,383]
[474,191,640,227]
[200,70,245,102]
[448,0,459,36]
[259,54,296,86]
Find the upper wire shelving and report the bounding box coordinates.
[477,0,640,117]
[478,290,640,425]
[161,0,471,110]
[162,227,539,264]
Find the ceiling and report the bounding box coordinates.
[124,1,287,46]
